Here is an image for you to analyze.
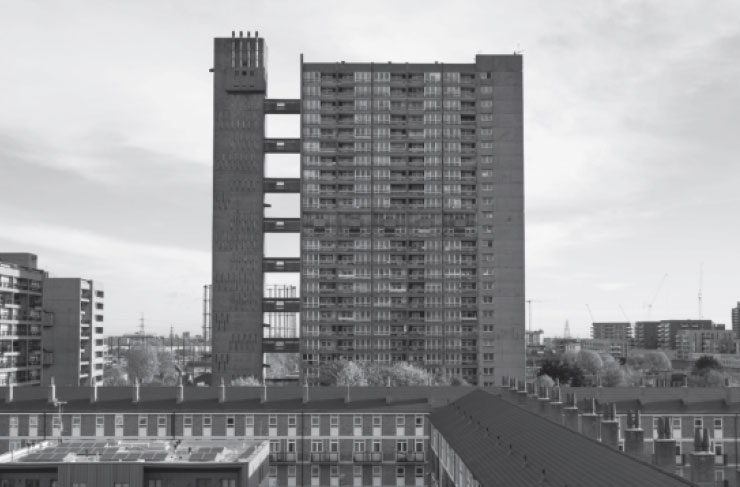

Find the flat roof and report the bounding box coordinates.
[1,439,265,465]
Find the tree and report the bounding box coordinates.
[626,351,672,375]
[537,359,585,386]
[103,365,129,386]
[336,361,367,386]
[602,361,627,387]
[125,346,159,384]
[231,376,262,386]
[576,350,604,376]
[693,355,722,375]
[154,350,179,386]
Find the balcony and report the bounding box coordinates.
[269,452,298,463]
[353,452,382,463]
[310,452,339,463]
[397,452,425,463]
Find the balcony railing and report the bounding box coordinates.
[397,452,426,463]
[269,452,297,463]
[353,452,382,463]
[310,452,339,463]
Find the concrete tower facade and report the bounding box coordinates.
[210,33,525,385]
[211,32,268,382]
[299,56,525,385]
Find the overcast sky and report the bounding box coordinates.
[1,0,739,338]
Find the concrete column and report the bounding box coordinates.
[653,439,677,470]
[563,407,579,431]
[600,420,619,449]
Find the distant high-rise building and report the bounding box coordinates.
[0,253,45,386]
[657,319,714,350]
[41,278,105,386]
[633,321,660,349]
[210,32,525,386]
[732,302,739,338]
[591,322,631,341]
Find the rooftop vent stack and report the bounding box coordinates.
[624,409,646,459]
[600,402,620,449]
[255,31,259,38]
[239,31,243,37]
[302,379,308,404]
[176,377,184,404]
[133,378,140,404]
[652,421,677,469]
[218,378,226,403]
[689,427,716,483]
[231,31,235,38]
[247,31,251,38]
[90,380,98,404]
[48,377,56,404]
[5,378,13,404]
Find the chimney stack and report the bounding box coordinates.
[563,393,579,431]
[653,417,677,470]
[5,378,13,404]
[689,428,715,483]
[580,398,601,441]
[176,377,184,404]
[623,409,646,459]
[218,378,226,403]
[132,378,140,404]
[48,377,56,404]
[600,403,620,449]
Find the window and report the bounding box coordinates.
[715,418,723,430]
[330,440,339,452]
[29,415,38,428]
[288,415,297,427]
[184,416,193,428]
[288,466,296,477]
[373,416,381,428]
[312,415,320,428]
[330,415,338,427]
[226,416,235,428]
[115,415,124,427]
[9,416,17,427]
[312,440,323,452]
[354,466,363,477]
[268,468,277,479]
[269,415,277,427]
[311,466,320,478]
[397,466,406,478]
[245,415,254,427]
[270,440,280,452]
[396,415,405,427]
[694,418,703,429]
[138,416,147,428]
[416,416,423,428]
[220,481,236,487]
[354,415,363,427]
[354,440,365,452]
[416,466,424,478]
[373,439,381,452]
[203,416,212,428]
[397,440,408,452]
[331,466,339,477]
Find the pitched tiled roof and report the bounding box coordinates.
[430,389,698,487]
[0,386,470,413]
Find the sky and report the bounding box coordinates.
[0,0,739,338]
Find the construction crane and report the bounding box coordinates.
[646,273,668,320]
[585,304,595,323]
[698,263,703,319]
[618,304,631,323]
